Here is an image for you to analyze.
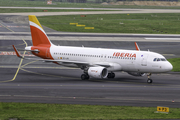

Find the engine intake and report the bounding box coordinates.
[88,67,108,79]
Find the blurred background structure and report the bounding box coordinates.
[29,0,180,4]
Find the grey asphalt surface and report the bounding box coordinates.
[0,15,180,108]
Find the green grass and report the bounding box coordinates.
[2,0,180,9]
[0,102,180,119]
[38,13,180,34]
[168,58,180,72]
[0,8,115,13]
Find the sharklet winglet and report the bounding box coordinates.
[134,42,140,51]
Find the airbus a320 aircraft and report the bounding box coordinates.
[13,15,173,83]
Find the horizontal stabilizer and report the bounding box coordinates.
[12,45,23,58]
[17,49,40,53]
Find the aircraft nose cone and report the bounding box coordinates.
[167,62,173,71]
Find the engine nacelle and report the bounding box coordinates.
[88,67,108,79]
[127,72,146,76]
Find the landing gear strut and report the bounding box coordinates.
[147,73,153,83]
[81,67,89,80]
[107,72,115,79]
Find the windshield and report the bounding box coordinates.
[153,58,166,62]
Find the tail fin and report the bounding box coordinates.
[29,15,53,46]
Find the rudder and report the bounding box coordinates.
[29,15,52,46]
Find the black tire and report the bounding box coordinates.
[107,73,112,78]
[147,79,153,83]
[107,72,115,79]
[111,73,115,78]
[86,74,89,80]
[81,74,89,80]
[81,74,86,80]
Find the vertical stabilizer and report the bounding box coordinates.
[28,15,53,46]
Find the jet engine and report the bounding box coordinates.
[127,72,145,76]
[88,67,108,79]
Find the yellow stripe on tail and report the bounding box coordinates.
[28,15,52,46]
[28,15,43,30]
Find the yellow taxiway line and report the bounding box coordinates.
[0,23,27,83]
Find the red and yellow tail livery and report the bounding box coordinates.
[29,15,52,47]
[26,15,54,59]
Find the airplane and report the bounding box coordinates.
[12,15,173,83]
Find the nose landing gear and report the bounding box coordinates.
[147,73,153,83]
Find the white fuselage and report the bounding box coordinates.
[50,45,173,73]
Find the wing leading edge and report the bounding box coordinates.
[12,45,112,67]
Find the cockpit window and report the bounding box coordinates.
[153,58,166,62]
[161,58,166,61]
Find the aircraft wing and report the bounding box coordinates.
[91,62,111,67]
[12,45,111,67]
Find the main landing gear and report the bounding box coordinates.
[147,73,153,83]
[81,67,89,80]
[81,73,89,80]
[107,72,115,79]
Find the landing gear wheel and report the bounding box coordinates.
[86,74,89,80]
[81,74,89,80]
[147,79,153,83]
[107,73,111,78]
[107,72,115,79]
[81,74,86,80]
[111,73,115,78]
[146,73,153,83]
